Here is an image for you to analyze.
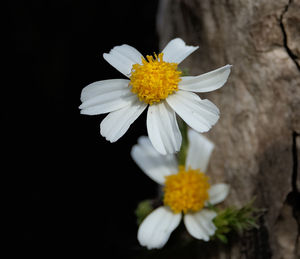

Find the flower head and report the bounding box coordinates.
[131,128,230,249]
[129,53,181,105]
[80,38,231,154]
[164,166,210,214]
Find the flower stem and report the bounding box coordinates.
[177,118,189,165]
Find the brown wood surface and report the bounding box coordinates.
[157,0,300,258]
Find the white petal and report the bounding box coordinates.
[79,79,136,115]
[179,65,232,92]
[166,91,220,133]
[146,101,182,155]
[185,129,214,172]
[103,44,143,78]
[208,183,230,205]
[100,99,147,142]
[138,206,182,250]
[184,209,217,241]
[131,136,178,185]
[80,79,129,102]
[161,38,199,64]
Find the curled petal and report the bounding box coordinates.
[179,65,232,92]
[208,183,230,205]
[103,44,143,78]
[147,101,182,155]
[166,91,219,133]
[79,79,135,115]
[184,209,217,241]
[100,99,147,142]
[161,38,199,64]
[138,206,182,249]
[185,129,214,172]
[131,136,177,185]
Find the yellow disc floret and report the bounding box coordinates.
[129,53,181,105]
[164,166,210,214]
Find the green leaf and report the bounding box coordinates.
[212,198,265,242]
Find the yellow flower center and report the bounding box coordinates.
[129,53,181,105]
[164,166,210,214]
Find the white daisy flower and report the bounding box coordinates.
[131,128,230,249]
[80,38,231,154]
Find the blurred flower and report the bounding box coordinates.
[80,38,231,154]
[131,128,230,249]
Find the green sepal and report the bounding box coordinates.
[135,199,154,225]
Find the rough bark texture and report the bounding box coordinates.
[157,0,300,258]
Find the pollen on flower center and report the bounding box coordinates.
[163,166,210,214]
[129,53,181,105]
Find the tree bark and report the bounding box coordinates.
[157,0,300,258]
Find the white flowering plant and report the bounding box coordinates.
[79,38,262,252]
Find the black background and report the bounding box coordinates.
[8,0,161,257]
